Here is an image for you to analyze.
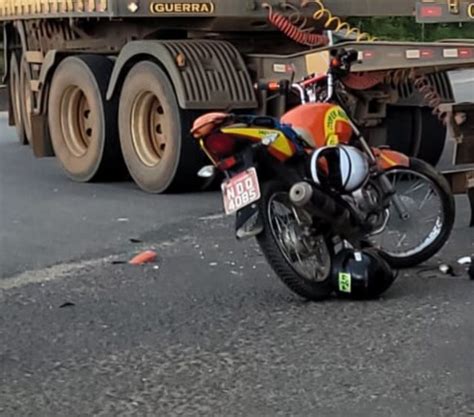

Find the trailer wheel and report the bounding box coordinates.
[48,55,125,182]
[386,107,415,156]
[19,57,34,144]
[9,53,27,144]
[416,108,446,167]
[386,106,446,167]
[118,61,205,193]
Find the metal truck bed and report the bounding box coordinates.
[0,0,418,20]
[247,40,474,83]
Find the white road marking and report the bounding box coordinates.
[0,237,192,291]
[199,213,225,221]
[0,256,118,291]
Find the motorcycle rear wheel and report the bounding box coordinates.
[256,181,334,301]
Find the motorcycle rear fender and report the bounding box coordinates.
[374,148,410,171]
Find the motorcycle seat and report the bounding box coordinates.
[191,112,231,138]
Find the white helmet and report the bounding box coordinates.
[310,145,369,193]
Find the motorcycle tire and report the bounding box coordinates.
[376,158,455,269]
[256,181,334,301]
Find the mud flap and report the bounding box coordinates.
[31,113,54,157]
[6,85,15,126]
[447,170,474,228]
[468,174,474,228]
[235,204,264,240]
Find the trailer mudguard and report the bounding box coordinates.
[106,39,257,111]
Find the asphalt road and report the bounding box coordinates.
[0,112,220,278]
[1,114,473,417]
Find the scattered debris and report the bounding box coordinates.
[439,262,474,279]
[438,264,463,277]
[129,250,158,265]
[439,264,453,275]
[59,302,75,309]
[457,256,472,265]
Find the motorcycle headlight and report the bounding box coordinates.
[309,145,369,193]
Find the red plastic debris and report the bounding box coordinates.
[129,250,158,265]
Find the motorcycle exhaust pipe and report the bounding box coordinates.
[289,182,354,228]
[289,182,314,207]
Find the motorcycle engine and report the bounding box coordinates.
[351,187,380,214]
[348,185,387,232]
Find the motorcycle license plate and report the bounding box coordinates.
[222,168,261,215]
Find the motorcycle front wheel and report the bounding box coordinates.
[256,181,334,301]
[371,158,455,269]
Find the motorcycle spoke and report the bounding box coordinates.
[423,216,439,224]
[418,188,435,211]
[404,179,425,196]
[396,233,408,248]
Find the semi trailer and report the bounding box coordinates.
[1,0,474,196]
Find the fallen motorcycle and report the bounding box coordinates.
[191,47,455,301]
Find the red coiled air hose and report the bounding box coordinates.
[264,4,328,47]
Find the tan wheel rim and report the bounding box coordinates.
[22,69,33,136]
[130,91,167,167]
[11,68,22,124]
[59,86,94,158]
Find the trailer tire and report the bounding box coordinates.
[9,53,27,145]
[48,55,125,182]
[118,61,205,193]
[416,108,446,166]
[386,107,414,156]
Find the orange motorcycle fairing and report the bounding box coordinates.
[373,148,410,171]
[281,103,353,148]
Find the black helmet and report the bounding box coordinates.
[332,248,396,299]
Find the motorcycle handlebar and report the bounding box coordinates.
[330,49,360,71]
[339,49,360,68]
[256,48,360,103]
